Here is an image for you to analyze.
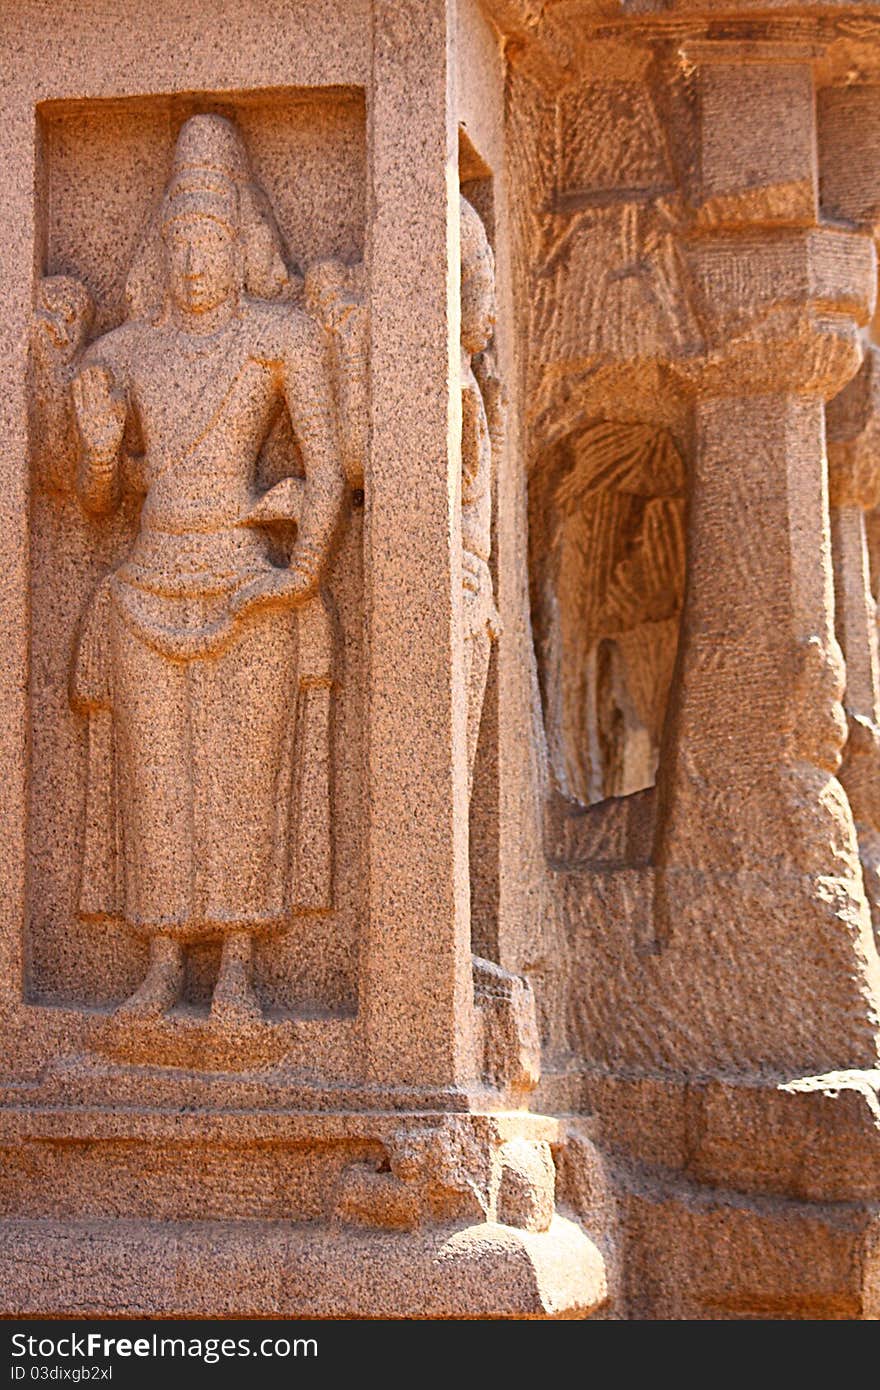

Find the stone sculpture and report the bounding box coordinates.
[8,0,880,1325]
[460,196,501,792]
[33,114,346,1025]
[530,420,686,805]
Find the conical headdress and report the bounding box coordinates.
[125,113,295,320]
[161,115,245,234]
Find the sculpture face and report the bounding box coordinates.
[164,214,238,315]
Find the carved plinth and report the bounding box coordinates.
[0,1090,607,1318]
[82,1008,358,1074]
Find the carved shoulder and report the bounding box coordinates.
[80,320,144,388]
[246,299,324,372]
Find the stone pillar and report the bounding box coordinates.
[820,87,880,946]
[362,0,474,1088]
[826,361,880,942]
[653,40,880,1073]
[0,0,609,1321]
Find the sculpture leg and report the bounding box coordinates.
[115,933,184,1019]
[111,612,194,932]
[192,606,296,929]
[211,929,261,1026]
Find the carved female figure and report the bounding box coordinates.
[43,115,345,1025]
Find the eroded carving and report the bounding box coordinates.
[32,114,349,1026]
[530,421,686,806]
[472,955,540,1096]
[458,199,540,1095]
[460,196,502,795]
[524,64,701,442]
[827,348,880,945]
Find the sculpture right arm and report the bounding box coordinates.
[30,276,94,495]
[71,363,128,517]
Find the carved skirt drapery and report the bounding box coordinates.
[71,522,325,939]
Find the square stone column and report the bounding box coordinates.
[693,40,819,230]
[362,0,475,1087]
[0,0,607,1321]
[652,39,880,1073]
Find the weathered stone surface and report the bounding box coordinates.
[496,1140,555,1232]
[5,0,880,1323]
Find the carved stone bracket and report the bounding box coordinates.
[333,1114,558,1236]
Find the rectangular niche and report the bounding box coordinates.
[27,88,366,1018]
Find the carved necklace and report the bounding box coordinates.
[167,309,241,360]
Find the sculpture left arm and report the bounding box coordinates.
[30,276,94,495]
[71,362,128,518]
[232,319,344,619]
[282,320,346,595]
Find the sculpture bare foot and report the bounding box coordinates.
[211,930,262,1027]
[116,935,183,1019]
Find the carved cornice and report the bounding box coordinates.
[500,4,880,90]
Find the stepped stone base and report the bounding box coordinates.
[0,1216,606,1320]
